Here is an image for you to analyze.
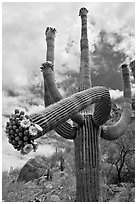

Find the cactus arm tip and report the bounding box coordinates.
[45,27,57,35]
[79,7,88,16]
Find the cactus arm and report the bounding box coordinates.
[41,62,85,125]
[79,7,92,91]
[29,113,77,140]
[45,27,84,124]
[55,124,77,139]
[43,80,55,107]
[29,86,110,134]
[92,98,111,126]
[45,27,56,65]
[101,64,132,140]
[41,65,77,140]
[43,27,55,107]
[41,27,77,139]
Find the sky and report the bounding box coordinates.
[2,2,135,92]
[1,1,135,171]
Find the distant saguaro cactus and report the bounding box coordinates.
[6,7,132,202]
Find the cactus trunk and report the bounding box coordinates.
[74,8,100,201]
[74,115,100,201]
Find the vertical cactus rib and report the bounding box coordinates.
[29,86,110,135]
[74,116,100,201]
[74,130,81,201]
[101,64,132,140]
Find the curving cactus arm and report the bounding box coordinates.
[41,61,85,124]
[101,64,132,140]
[41,27,85,140]
[45,28,85,125]
[40,66,77,139]
[30,86,111,134]
[41,27,79,139]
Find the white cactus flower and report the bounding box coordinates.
[20,119,31,128]
[29,125,38,136]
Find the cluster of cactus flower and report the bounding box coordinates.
[5,109,43,154]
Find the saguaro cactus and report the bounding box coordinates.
[37,8,131,201]
[6,7,132,202]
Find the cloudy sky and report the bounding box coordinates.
[2,1,135,171]
[2,2,135,92]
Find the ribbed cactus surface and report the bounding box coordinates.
[30,86,111,135]
[74,115,100,201]
[101,64,131,140]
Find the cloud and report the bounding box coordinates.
[109,89,123,100]
[109,85,135,100]
[2,2,134,90]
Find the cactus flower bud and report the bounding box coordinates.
[23,144,33,154]
[35,124,43,132]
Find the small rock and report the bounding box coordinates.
[17,156,50,182]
